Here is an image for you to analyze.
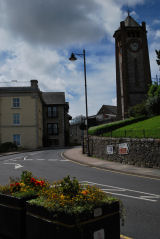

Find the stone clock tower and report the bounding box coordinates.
[113,15,151,119]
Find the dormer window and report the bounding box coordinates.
[13,98,20,108]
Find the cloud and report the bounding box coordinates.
[0,0,106,47]
[0,0,147,47]
[0,0,148,117]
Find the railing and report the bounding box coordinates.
[100,129,160,139]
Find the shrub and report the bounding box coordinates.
[0,142,17,153]
[145,95,160,116]
[128,101,147,117]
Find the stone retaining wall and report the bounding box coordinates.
[87,136,160,168]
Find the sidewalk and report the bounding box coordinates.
[63,147,160,180]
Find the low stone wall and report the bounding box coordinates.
[87,136,160,168]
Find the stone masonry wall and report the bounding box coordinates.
[87,136,160,168]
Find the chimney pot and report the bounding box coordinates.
[31,79,38,88]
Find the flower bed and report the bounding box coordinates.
[0,171,47,239]
[26,176,121,239]
[0,174,121,239]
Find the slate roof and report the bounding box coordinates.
[124,15,140,27]
[42,92,65,105]
[114,15,140,33]
[0,87,39,93]
[97,105,117,116]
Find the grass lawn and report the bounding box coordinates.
[103,115,160,138]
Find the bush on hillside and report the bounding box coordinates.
[145,95,160,116]
[128,101,147,117]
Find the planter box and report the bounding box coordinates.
[0,193,36,239]
[26,201,120,239]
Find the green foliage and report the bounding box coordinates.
[155,49,160,66]
[0,171,47,198]
[29,176,119,220]
[20,171,33,186]
[129,82,160,118]
[0,142,17,153]
[59,175,80,198]
[12,190,36,199]
[145,95,160,116]
[88,116,147,136]
[128,101,147,117]
[104,116,160,138]
[0,184,10,194]
[148,82,159,97]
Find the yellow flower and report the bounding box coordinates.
[60,194,65,200]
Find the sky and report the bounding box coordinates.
[0,0,159,118]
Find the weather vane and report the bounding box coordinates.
[127,3,130,16]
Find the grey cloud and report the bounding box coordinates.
[0,0,105,47]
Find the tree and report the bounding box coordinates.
[155,49,160,67]
[128,50,160,117]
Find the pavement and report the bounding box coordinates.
[63,147,160,180]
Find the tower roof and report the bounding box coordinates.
[124,15,140,27]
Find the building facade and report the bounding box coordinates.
[0,80,70,149]
[113,15,151,119]
[42,92,71,147]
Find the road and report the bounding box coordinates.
[0,148,160,239]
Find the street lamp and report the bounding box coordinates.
[69,49,90,156]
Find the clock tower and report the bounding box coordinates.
[113,15,151,119]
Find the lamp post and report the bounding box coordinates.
[69,49,90,156]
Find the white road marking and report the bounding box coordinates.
[35,158,45,161]
[81,181,160,202]
[14,164,23,169]
[3,162,23,170]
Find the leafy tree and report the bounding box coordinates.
[148,82,159,97]
[128,101,147,117]
[155,49,160,67]
[128,50,160,117]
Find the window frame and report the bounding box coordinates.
[47,123,59,135]
[13,113,20,125]
[12,98,20,108]
[47,106,58,118]
[13,134,21,146]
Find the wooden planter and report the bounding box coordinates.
[26,201,120,239]
[0,193,36,239]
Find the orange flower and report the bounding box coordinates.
[81,190,89,195]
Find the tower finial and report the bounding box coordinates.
[127,4,130,17]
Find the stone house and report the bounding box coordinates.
[96,105,117,123]
[42,92,71,147]
[0,80,70,149]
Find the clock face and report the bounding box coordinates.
[129,40,140,52]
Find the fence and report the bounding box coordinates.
[99,129,160,139]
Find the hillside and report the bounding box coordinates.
[103,115,160,138]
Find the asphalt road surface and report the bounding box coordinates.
[0,148,160,239]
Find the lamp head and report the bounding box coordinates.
[69,53,77,61]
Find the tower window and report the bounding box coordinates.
[134,58,139,86]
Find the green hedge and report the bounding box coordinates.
[0,142,18,153]
[88,116,148,136]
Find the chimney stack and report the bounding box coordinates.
[31,79,38,88]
